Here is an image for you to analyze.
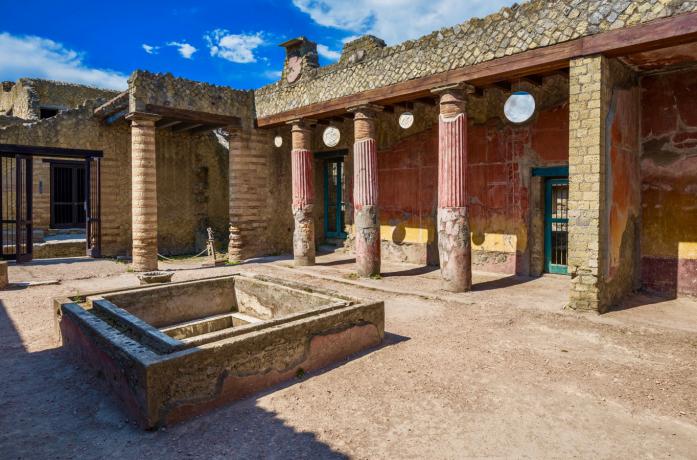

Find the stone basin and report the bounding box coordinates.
[136,271,174,285]
[54,273,384,429]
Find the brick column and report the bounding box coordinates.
[349,104,382,277]
[126,112,161,272]
[433,84,473,292]
[227,126,244,262]
[568,55,610,312]
[289,119,315,266]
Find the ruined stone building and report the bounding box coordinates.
[2,0,697,312]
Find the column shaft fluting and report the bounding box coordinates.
[290,120,315,266]
[127,113,160,272]
[435,87,472,292]
[350,105,381,277]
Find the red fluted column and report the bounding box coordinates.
[289,119,315,266]
[349,105,382,277]
[433,84,473,292]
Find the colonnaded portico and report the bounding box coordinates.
[4,0,697,313]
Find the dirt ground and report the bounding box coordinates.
[1,254,697,459]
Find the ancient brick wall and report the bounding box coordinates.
[568,56,642,312]
[640,68,697,297]
[255,0,697,118]
[0,101,232,258]
[567,56,608,311]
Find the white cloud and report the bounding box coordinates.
[292,0,513,44]
[263,69,282,80]
[142,44,159,55]
[167,41,198,59]
[205,30,265,64]
[0,32,127,90]
[317,44,340,61]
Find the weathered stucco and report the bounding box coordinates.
[640,68,697,297]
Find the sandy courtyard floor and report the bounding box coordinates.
[1,254,696,459]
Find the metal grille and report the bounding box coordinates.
[550,183,568,267]
[1,155,33,261]
[86,158,101,257]
[545,178,569,274]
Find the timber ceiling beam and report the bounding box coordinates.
[145,104,242,129]
[256,12,697,128]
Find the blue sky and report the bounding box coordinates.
[0,0,513,91]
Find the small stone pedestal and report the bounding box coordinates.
[0,261,8,289]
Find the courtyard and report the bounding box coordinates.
[1,255,696,458]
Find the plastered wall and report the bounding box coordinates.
[640,68,697,297]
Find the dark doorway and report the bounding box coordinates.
[50,162,86,229]
[1,155,33,262]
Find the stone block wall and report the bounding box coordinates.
[568,55,609,312]
[255,0,697,118]
[568,56,642,312]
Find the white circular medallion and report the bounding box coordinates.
[323,126,341,147]
[399,112,414,129]
[274,135,283,148]
[504,91,536,124]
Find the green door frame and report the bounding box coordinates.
[544,177,569,275]
[323,158,346,239]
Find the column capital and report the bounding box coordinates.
[430,82,475,96]
[125,112,161,124]
[286,118,315,131]
[433,83,474,118]
[347,104,384,118]
[289,119,313,150]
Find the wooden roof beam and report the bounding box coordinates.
[256,12,697,127]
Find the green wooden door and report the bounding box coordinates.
[323,159,346,239]
[545,178,569,274]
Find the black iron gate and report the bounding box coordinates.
[0,144,103,262]
[1,155,33,262]
[85,157,101,258]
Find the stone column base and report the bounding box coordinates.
[293,206,315,266]
[437,207,471,292]
[228,225,243,262]
[355,205,380,277]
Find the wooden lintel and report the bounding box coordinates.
[256,12,697,127]
[0,143,102,158]
[145,104,242,128]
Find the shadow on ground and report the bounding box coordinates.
[0,299,408,459]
